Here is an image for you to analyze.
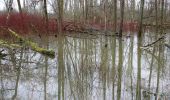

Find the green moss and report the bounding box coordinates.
[0,39,21,48]
[8,29,55,58]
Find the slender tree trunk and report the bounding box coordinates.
[79,0,84,22]
[111,37,116,100]
[136,2,144,98]
[136,37,142,100]
[44,39,49,100]
[164,0,167,21]
[119,0,125,37]
[155,0,164,100]
[148,43,156,100]
[138,0,145,37]
[155,43,161,100]
[0,59,5,100]
[23,0,26,9]
[8,0,13,12]
[43,0,48,33]
[44,56,48,100]
[104,0,108,30]
[131,0,135,21]
[130,39,134,100]
[117,38,123,100]
[58,0,64,33]
[148,3,158,99]
[155,0,158,28]
[6,0,13,26]
[160,0,164,27]
[85,0,88,22]
[17,0,25,32]
[113,0,117,32]
[90,0,93,20]
[57,37,65,100]
[17,0,22,14]
[12,48,23,100]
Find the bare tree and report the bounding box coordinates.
[138,0,145,37]
[57,0,64,33]
[113,0,117,32]
[119,0,125,37]
[17,0,22,14]
[85,0,88,22]
[3,0,13,12]
[43,0,48,33]
[5,0,13,26]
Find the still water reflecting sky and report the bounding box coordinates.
[0,31,170,100]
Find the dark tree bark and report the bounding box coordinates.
[138,0,145,37]
[17,0,22,14]
[43,0,48,33]
[113,0,117,32]
[119,0,125,37]
[57,0,64,33]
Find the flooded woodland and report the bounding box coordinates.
[0,0,170,100]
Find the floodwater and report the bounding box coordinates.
[0,31,170,100]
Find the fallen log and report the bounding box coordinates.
[7,29,55,58]
[0,39,21,49]
[0,39,21,59]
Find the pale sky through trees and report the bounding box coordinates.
[0,0,52,12]
[0,0,21,11]
[0,0,143,11]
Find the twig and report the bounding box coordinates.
[142,36,165,47]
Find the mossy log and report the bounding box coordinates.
[0,39,21,59]
[7,29,55,58]
[0,39,21,49]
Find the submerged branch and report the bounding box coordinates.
[142,36,165,47]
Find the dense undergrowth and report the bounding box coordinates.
[0,12,138,34]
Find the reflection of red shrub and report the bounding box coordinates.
[0,12,138,34]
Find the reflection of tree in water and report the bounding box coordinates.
[0,31,170,99]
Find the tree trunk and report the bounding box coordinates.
[131,0,135,21]
[85,0,88,22]
[160,0,164,27]
[138,0,145,37]
[117,38,123,100]
[17,0,22,14]
[113,0,117,32]
[58,0,64,33]
[43,0,48,33]
[6,0,13,26]
[119,0,125,37]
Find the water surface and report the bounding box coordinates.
[0,31,170,100]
